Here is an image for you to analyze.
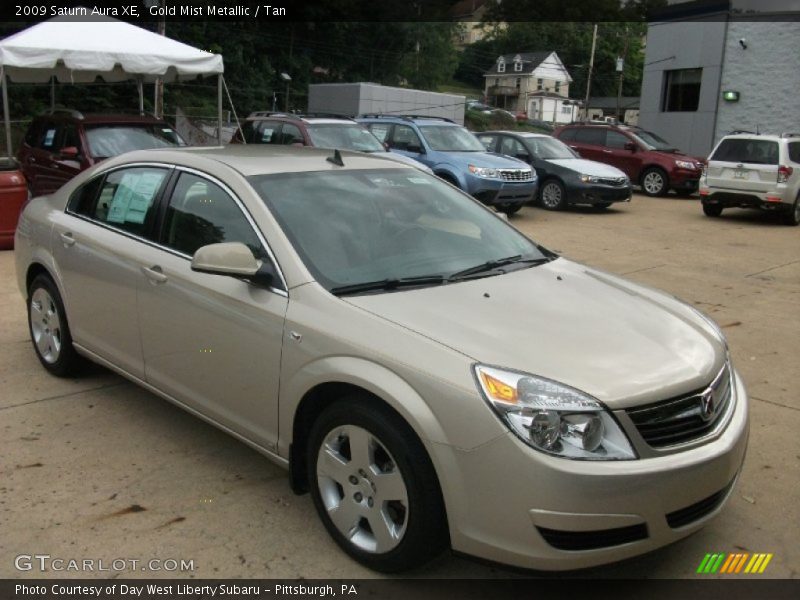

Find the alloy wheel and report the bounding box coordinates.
[643,171,665,195]
[541,182,562,209]
[316,424,409,554]
[30,287,62,364]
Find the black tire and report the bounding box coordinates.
[502,203,523,216]
[783,196,800,226]
[640,167,669,197]
[539,178,567,210]
[594,202,612,210]
[27,274,85,377]
[307,396,448,572]
[703,203,723,218]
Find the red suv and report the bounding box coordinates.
[18,110,185,197]
[554,123,704,196]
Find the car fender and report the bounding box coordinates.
[431,165,465,189]
[279,355,451,457]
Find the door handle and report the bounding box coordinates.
[59,232,76,247]
[141,265,168,284]
[603,149,613,153]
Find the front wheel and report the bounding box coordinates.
[501,203,523,216]
[539,179,567,210]
[641,168,668,197]
[28,274,85,377]
[307,397,448,572]
[703,203,723,217]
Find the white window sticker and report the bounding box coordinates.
[106,171,164,224]
[43,129,56,147]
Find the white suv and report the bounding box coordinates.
[700,132,800,225]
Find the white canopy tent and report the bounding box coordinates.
[0,14,225,154]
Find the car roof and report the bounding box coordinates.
[35,112,168,125]
[100,144,412,177]
[719,133,783,141]
[481,130,550,139]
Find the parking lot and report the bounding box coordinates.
[1,192,798,579]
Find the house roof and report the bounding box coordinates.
[484,51,551,75]
[588,96,640,109]
[449,0,490,19]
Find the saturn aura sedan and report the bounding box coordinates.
[477,131,631,211]
[15,145,748,572]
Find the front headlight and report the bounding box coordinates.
[675,160,696,170]
[468,164,500,178]
[579,174,600,183]
[474,365,636,460]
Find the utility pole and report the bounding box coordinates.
[615,26,630,123]
[583,24,598,121]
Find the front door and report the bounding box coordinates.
[136,170,287,449]
[602,130,641,179]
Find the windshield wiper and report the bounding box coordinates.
[448,255,552,281]
[331,275,446,296]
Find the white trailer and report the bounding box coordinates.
[308,83,465,125]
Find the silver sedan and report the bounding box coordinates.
[14,146,748,572]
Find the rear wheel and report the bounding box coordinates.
[783,195,800,226]
[28,274,85,377]
[539,179,567,210]
[641,168,668,197]
[307,396,448,572]
[703,203,724,217]
[501,203,523,216]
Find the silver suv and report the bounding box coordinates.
[700,132,800,225]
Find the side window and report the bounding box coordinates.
[500,137,530,161]
[477,135,497,151]
[368,123,392,143]
[39,122,59,151]
[256,121,279,144]
[606,131,630,149]
[279,123,304,145]
[574,128,605,146]
[162,173,267,261]
[92,167,168,236]
[59,124,81,153]
[24,121,42,147]
[67,175,105,216]
[558,128,577,142]
[391,125,423,152]
[786,142,799,164]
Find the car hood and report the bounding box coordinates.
[546,158,627,178]
[652,149,705,164]
[345,259,725,409]
[444,151,530,169]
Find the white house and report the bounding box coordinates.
[483,51,577,123]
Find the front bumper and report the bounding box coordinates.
[670,170,702,191]
[469,177,537,207]
[431,370,749,570]
[567,181,632,205]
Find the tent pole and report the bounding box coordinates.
[50,77,55,110]
[137,79,144,116]
[217,74,223,145]
[1,68,11,158]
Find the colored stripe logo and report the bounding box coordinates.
[697,552,773,574]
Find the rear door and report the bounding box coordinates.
[706,138,780,192]
[570,127,606,162]
[26,120,63,195]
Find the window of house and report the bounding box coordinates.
[514,61,522,72]
[494,78,500,86]
[555,81,561,93]
[537,78,543,91]
[561,104,572,114]
[498,59,506,73]
[662,68,702,112]
[515,78,521,90]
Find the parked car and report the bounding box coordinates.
[554,122,704,197]
[0,157,28,249]
[230,112,432,173]
[15,145,747,573]
[477,131,631,210]
[700,132,800,225]
[358,115,537,215]
[18,109,185,197]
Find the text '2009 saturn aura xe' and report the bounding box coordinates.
[15,145,748,572]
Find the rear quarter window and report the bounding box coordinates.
[711,139,779,165]
[788,142,800,164]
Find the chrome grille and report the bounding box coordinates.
[626,363,733,448]
[499,169,533,182]
[596,176,628,187]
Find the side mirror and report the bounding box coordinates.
[624,142,637,152]
[383,142,390,151]
[60,146,79,158]
[191,242,274,287]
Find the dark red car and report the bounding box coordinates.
[554,122,704,196]
[0,158,28,250]
[18,110,185,197]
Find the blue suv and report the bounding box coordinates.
[358,115,537,215]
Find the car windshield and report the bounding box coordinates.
[527,136,577,159]
[306,123,386,152]
[249,168,549,293]
[85,125,185,158]
[629,129,675,151]
[418,125,486,152]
